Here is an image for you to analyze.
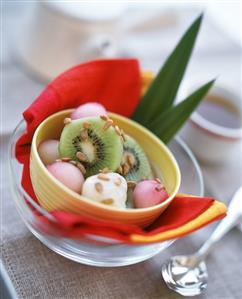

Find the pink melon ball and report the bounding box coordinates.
[47,161,84,194]
[38,139,60,165]
[133,180,169,209]
[71,102,107,120]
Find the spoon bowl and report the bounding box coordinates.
[161,186,242,297]
[162,256,208,296]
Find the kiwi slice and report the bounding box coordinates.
[121,135,153,182]
[59,117,123,177]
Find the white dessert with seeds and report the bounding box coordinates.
[82,172,128,209]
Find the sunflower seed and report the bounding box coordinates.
[80,129,88,140]
[114,177,122,186]
[76,162,86,174]
[127,154,135,167]
[122,163,130,175]
[122,134,127,142]
[64,118,72,125]
[155,185,164,192]
[101,199,113,205]
[95,182,103,193]
[76,151,88,162]
[100,115,108,121]
[120,129,127,142]
[97,174,110,181]
[103,119,113,131]
[83,122,90,129]
[114,125,122,136]
[99,167,110,173]
[155,178,161,184]
[127,181,136,189]
[117,166,123,174]
[61,157,72,162]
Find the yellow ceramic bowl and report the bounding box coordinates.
[30,109,181,227]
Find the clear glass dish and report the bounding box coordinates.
[8,120,204,267]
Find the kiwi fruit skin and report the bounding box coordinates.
[59,117,123,177]
[126,189,135,208]
[121,135,153,182]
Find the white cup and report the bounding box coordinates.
[180,85,242,164]
[16,2,125,80]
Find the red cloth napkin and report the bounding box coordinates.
[16,59,141,163]
[37,196,215,241]
[15,59,226,244]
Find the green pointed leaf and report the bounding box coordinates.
[148,79,215,144]
[132,14,203,126]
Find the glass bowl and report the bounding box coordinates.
[8,120,204,267]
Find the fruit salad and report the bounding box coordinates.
[38,102,169,209]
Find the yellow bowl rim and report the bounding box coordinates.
[32,109,181,215]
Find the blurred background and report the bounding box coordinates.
[2,1,241,125]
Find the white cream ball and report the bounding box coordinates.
[82,172,127,209]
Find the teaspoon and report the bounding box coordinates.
[161,186,242,297]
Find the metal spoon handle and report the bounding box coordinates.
[197,187,242,260]
[197,212,240,259]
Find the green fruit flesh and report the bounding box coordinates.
[59,117,123,177]
[122,135,153,182]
